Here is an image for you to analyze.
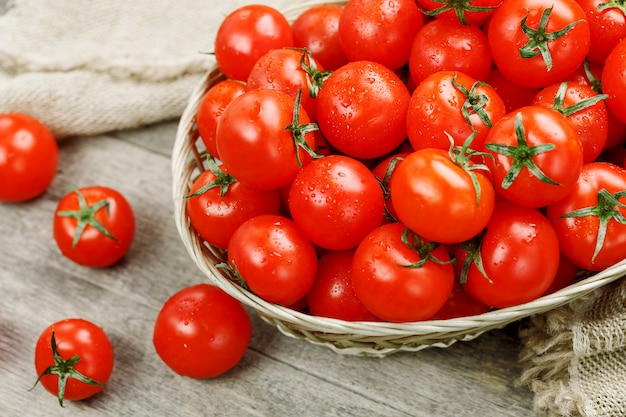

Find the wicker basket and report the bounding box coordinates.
[171,1,626,357]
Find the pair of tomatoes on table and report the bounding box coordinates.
[186,0,626,324]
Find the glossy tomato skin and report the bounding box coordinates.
[486,69,541,113]
[390,148,496,244]
[186,165,281,249]
[603,38,626,125]
[0,113,58,202]
[214,5,293,81]
[429,277,491,320]
[577,0,626,64]
[546,162,626,271]
[288,155,385,250]
[484,105,584,208]
[153,284,252,379]
[306,249,380,321]
[487,0,590,89]
[227,214,318,306]
[352,223,455,322]
[53,186,135,267]
[408,19,492,86]
[407,70,506,151]
[462,201,560,308]
[35,318,114,402]
[291,4,348,71]
[316,60,411,159]
[216,88,316,190]
[196,80,246,159]
[338,0,423,70]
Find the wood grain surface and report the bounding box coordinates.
[0,1,537,415]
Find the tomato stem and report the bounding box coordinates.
[451,73,495,129]
[186,156,237,198]
[284,89,323,167]
[30,329,104,407]
[295,47,333,98]
[548,81,608,118]
[399,227,454,269]
[485,112,560,189]
[519,6,583,70]
[418,0,499,25]
[447,132,492,205]
[560,188,626,264]
[457,233,492,285]
[216,261,250,291]
[597,0,626,14]
[376,156,404,223]
[56,189,117,248]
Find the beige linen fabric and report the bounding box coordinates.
[519,277,626,417]
[0,0,291,138]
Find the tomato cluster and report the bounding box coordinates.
[188,0,626,323]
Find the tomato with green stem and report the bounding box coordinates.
[0,113,58,203]
[53,186,135,267]
[153,284,252,379]
[32,318,114,407]
[546,162,626,271]
[577,0,626,64]
[416,0,503,25]
[484,105,584,208]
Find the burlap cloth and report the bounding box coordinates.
[2,1,626,416]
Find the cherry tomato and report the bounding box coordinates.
[214,5,294,81]
[227,214,318,306]
[487,0,591,88]
[306,249,380,321]
[484,105,584,208]
[461,200,560,308]
[390,148,496,244]
[577,0,626,64]
[216,88,318,190]
[603,38,626,125]
[546,162,626,271]
[291,4,348,71]
[289,155,385,250]
[195,79,246,159]
[53,186,135,267]
[338,0,424,70]
[407,70,506,151]
[0,113,58,203]
[153,284,252,379]
[352,223,455,322]
[316,60,411,159]
[186,158,281,249]
[408,19,492,86]
[33,318,114,406]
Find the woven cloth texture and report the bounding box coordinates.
[0,0,291,138]
[519,277,626,417]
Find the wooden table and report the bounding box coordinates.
[0,3,536,417]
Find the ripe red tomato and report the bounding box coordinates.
[603,38,626,125]
[291,4,348,71]
[33,318,114,406]
[577,0,626,64]
[546,162,626,271]
[408,19,492,86]
[53,186,135,267]
[214,5,294,81]
[186,159,281,249]
[429,279,491,320]
[390,148,496,244]
[416,0,502,25]
[216,88,318,190]
[306,249,380,321]
[153,284,251,379]
[196,79,246,159]
[0,113,58,203]
[338,0,423,70]
[227,214,318,306]
[461,200,560,308]
[487,0,591,88]
[532,81,608,163]
[288,154,385,250]
[484,105,584,208]
[407,70,506,151]
[316,60,411,159]
[352,223,455,322]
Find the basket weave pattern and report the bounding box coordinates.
[171,2,626,357]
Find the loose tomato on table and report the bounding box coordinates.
[546,161,626,271]
[0,113,58,203]
[487,0,591,89]
[351,223,455,322]
[484,105,584,208]
[153,283,252,379]
[53,186,135,267]
[33,318,114,407]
